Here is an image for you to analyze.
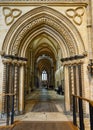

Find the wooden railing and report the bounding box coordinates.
[72,94,93,130]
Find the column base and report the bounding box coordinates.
[18,110,25,115]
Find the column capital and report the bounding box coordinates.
[18,60,27,66]
[2,58,12,64]
[62,59,84,66]
[12,59,18,65]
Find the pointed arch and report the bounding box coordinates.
[2,6,85,57]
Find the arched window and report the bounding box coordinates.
[42,70,47,81]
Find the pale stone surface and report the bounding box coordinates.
[0,0,92,118]
[15,89,70,122]
[16,112,69,121]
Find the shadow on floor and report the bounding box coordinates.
[0,121,78,130]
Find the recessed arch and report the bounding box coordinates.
[2,6,85,57]
[34,46,56,61]
[1,5,90,116]
[21,28,67,58]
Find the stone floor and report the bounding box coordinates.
[25,88,65,111]
[0,88,90,130]
[0,121,78,130]
[15,88,71,121]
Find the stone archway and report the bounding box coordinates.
[2,6,85,55]
[2,6,87,114]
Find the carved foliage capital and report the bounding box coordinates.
[62,59,84,66]
[2,58,12,64]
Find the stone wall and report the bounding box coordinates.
[0,0,92,113]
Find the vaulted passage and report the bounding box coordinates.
[26,33,57,93]
[0,5,90,129]
[1,6,86,114]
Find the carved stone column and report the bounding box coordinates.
[68,65,73,111]
[70,66,74,94]
[13,60,20,114]
[76,65,79,96]
[73,65,77,95]
[2,58,12,114]
[19,61,26,114]
[78,64,83,96]
[83,61,90,113]
[51,66,54,88]
[2,55,27,115]
[64,65,70,112]
[2,60,7,113]
[52,67,55,88]
[1,58,12,125]
[87,0,92,58]
[30,49,33,91]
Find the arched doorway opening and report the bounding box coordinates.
[1,6,86,115]
[26,33,57,92]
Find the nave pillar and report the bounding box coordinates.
[1,56,27,115]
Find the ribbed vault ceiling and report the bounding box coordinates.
[27,33,59,72]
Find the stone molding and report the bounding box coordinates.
[2,58,12,64]
[0,0,88,6]
[12,17,76,55]
[2,6,85,57]
[0,0,88,1]
[2,58,27,66]
[3,7,22,26]
[62,59,84,66]
[66,7,85,25]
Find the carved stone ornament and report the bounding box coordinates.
[66,7,85,25]
[11,17,76,55]
[3,6,85,57]
[3,7,22,25]
[2,58,12,64]
[0,0,88,2]
[62,59,84,66]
